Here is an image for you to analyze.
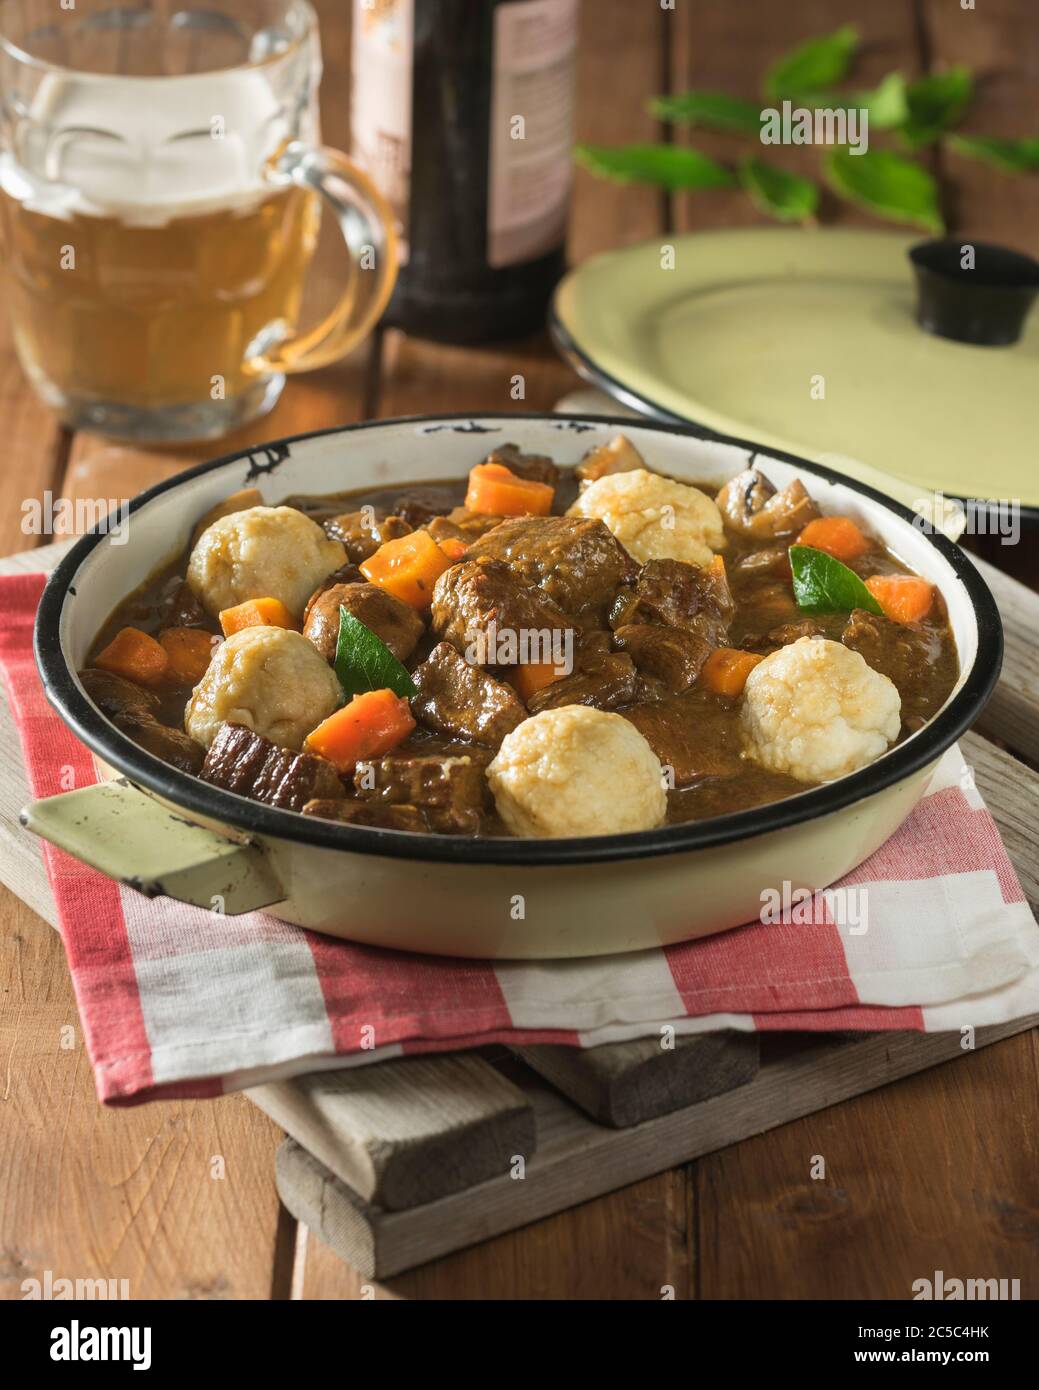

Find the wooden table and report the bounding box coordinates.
[2,0,1037,1301]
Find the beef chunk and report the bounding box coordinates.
[764,617,830,647]
[411,642,526,746]
[526,635,637,714]
[622,698,743,787]
[739,612,844,655]
[79,668,204,773]
[612,623,712,693]
[324,509,412,564]
[115,712,205,775]
[715,469,819,539]
[431,558,573,662]
[425,515,468,547]
[610,558,733,645]
[201,723,343,811]
[393,487,460,528]
[160,580,208,631]
[424,508,502,546]
[732,546,791,578]
[303,563,366,624]
[575,433,645,484]
[481,442,560,488]
[302,799,427,832]
[354,748,492,833]
[842,607,951,724]
[466,515,638,615]
[633,672,668,703]
[79,667,160,720]
[304,582,425,663]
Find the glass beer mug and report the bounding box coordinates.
[0,0,397,441]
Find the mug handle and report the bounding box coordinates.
[245,140,399,377]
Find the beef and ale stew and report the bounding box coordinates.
[83,436,958,839]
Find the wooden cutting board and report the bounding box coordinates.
[2,540,1038,1279]
[271,1018,1038,1280]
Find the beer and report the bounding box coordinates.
[0,1,396,441]
[1,183,320,412]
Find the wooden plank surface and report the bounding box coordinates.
[251,1056,536,1212]
[276,1016,1039,1283]
[922,0,1039,249]
[511,1031,760,1129]
[0,901,287,1299]
[376,329,574,421]
[0,318,68,559]
[961,732,1039,912]
[294,1163,692,1301]
[970,557,1039,767]
[570,0,669,261]
[696,1025,1039,1300]
[670,0,926,234]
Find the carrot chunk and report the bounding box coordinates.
[797,516,870,563]
[865,574,934,624]
[701,647,765,697]
[219,597,298,637]
[465,463,554,517]
[360,530,454,610]
[304,689,416,772]
[159,627,219,686]
[95,627,169,687]
[435,537,469,564]
[509,661,564,702]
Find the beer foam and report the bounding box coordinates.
[1,68,311,225]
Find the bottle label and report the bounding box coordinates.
[350,0,414,264]
[487,0,578,267]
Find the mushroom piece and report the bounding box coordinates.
[715,469,819,540]
[575,433,646,485]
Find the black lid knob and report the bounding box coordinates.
[909,238,1039,347]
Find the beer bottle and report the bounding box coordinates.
[350,0,578,343]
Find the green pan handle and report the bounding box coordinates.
[21,779,284,915]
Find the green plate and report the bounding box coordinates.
[551,227,1039,510]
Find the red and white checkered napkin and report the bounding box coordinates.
[3,572,1038,1106]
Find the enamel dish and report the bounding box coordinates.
[550,228,1039,512]
[25,414,1001,959]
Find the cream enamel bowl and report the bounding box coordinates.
[25,415,1002,959]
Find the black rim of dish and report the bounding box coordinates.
[547,300,1039,527]
[34,411,1004,867]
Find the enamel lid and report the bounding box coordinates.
[551,227,1039,511]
